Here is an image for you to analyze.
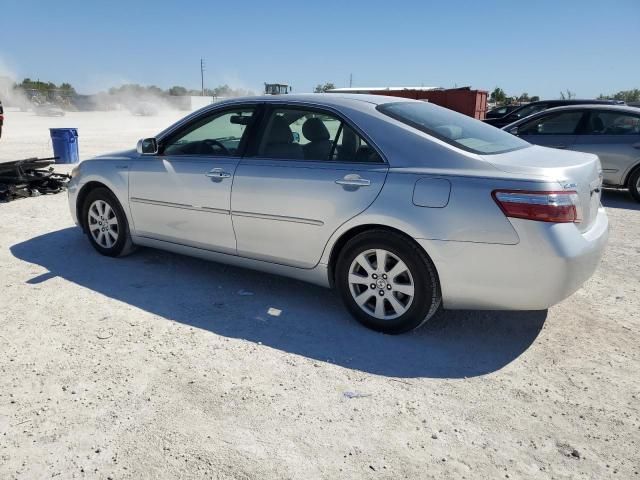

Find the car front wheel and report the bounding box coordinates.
[82,187,134,257]
[336,230,441,334]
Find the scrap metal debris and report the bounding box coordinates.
[0,157,70,202]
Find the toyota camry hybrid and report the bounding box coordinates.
[67,94,609,334]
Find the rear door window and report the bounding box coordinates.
[584,111,640,135]
[257,107,382,162]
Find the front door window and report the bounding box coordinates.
[163,108,255,156]
[519,111,584,135]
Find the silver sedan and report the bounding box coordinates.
[503,104,640,201]
[68,94,608,334]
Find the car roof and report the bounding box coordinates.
[528,99,622,105]
[534,104,640,114]
[155,93,418,141]
[211,93,417,109]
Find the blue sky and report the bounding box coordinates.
[1,0,638,98]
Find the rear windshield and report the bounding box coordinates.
[377,102,530,155]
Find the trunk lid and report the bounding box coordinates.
[482,145,603,232]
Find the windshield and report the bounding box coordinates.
[377,102,530,155]
[511,103,547,119]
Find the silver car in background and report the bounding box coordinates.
[504,105,640,201]
[67,94,608,334]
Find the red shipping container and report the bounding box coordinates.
[360,87,488,119]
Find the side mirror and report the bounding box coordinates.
[508,126,519,135]
[291,132,300,143]
[137,137,158,155]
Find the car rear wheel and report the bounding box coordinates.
[629,168,640,203]
[336,230,441,334]
[82,187,134,257]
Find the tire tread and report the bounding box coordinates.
[336,229,441,334]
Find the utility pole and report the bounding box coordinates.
[349,73,353,88]
[200,58,205,96]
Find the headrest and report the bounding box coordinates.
[592,117,604,131]
[302,117,331,142]
[434,124,463,140]
[341,126,358,150]
[268,115,293,144]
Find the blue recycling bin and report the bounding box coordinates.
[50,128,79,164]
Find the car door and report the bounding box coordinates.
[231,105,388,268]
[515,109,586,149]
[569,109,640,186]
[129,105,258,253]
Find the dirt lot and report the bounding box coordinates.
[1,111,639,479]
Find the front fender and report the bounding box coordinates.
[71,159,132,231]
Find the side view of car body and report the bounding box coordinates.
[484,99,624,129]
[68,94,608,333]
[504,105,640,201]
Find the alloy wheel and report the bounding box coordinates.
[88,199,119,249]
[348,248,415,320]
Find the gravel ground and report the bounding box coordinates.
[0,111,639,479]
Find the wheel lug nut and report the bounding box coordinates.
[372,274,377,279]
[370,284,376,289]
[379,290,384,296]
[382,274,387,279]
[387,285,392,290]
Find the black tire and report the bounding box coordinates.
[335,230,441,334]
[81,187,135,257]
[629,168,640,203]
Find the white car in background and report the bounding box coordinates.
[505,104,640,201]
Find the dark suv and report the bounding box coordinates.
[0,99,4,139]
[484,99,624,128]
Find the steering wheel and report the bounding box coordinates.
[202,139,230,155]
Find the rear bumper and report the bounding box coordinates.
[417,207,609,310]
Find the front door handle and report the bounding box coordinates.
[550,145,568,149]
[335,174,371,187]
[205,168,231,179]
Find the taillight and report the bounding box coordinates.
[492,190,582,223]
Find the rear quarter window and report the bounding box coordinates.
[377,102,529,155]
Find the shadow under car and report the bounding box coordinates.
[601,188,640,211]
[10,227,547,379]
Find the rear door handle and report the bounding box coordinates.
[550,145,568,149]
[335,174,371,187]
[205,168,231,179]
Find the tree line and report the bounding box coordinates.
[16,78,77,95]
[11,79,254,99]
[598,89,640,103]
[489,87,540,105]
[490,87,640,105]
